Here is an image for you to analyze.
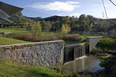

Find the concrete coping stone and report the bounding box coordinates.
[65,43,85,47]
[0,40,64,47]
[86,36,103,39]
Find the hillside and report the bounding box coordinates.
[43,15,68,21]
[9,12,70,22]
[9,12,116,23]
[9,12,32,21]
[28,17,42,21]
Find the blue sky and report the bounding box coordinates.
[1,0,116,18]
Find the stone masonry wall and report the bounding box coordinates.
[0,40,64,66]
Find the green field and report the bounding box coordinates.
[0,37,31,45]
[0,28,28,33]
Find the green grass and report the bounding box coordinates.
[0,58,67,77]
[0,28,28,33]
[0,37,31,45]
[0,28,99,45]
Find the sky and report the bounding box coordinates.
[1,0,116,18]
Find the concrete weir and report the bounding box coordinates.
[0,36,103,66]
[86,36,103,52]
[64,43,87,63]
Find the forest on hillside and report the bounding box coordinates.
[1,12,116,37]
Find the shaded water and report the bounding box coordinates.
[63,55,104,73]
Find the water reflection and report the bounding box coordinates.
[64,55,104,73]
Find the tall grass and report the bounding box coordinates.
[6,33,83,43]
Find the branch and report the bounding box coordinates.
[109,0,116,6]
[102,0,108,18]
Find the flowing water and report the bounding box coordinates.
[63,55,104,73]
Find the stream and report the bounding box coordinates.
[63,55,105,73]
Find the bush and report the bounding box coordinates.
[6,33,60,42]
[6,33,83,43]
[60,34,82,41]
[91,48,103,54]
[96,38,116,52]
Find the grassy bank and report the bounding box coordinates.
[0,58,104,77]
[0,28,28,33]
[0,58,67,77]
[0,37,31,45]
[99,55,116,77]
[0,56,116,77]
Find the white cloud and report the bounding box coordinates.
[27,1,80,12]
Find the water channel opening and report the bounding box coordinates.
[64,46,74,63]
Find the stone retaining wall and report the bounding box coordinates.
[0,40,64,66]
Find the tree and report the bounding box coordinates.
[70,19,80,31]
[36,21,42,33]
[96,21,110,32]
[25,21,29,30]
[61,17,70,24]
[79,14,86,31]
[61,24,71,33]
[90,23,94,29]
[25,21,28,26]
[40,21,51,32]
[46,21,51,32]
[31,21,41,35]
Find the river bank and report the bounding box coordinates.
[62,53,116,77]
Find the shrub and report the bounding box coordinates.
[6,33,83,44]
[60,34,82,41]
[91,48,103,54]
[96,38,116,53]
[7,33,60,42]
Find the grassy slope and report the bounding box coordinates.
[0,37,31,45]
[0,59,66,77]
[0,28,28,33]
